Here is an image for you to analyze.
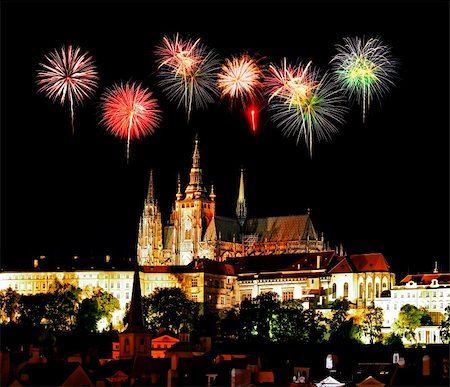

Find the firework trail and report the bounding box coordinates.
[265,59,347,157]
[100,82,161,163]
[36,45,99,134]
[218,54,264,108]
[155,33,220,121]
[330,36,398,122]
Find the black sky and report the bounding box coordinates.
[1,1,449,278]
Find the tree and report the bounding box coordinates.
[44,281,82,332]
[303,308,328,343]
[361,306,384,344]
[392,304,431,343]
[218,308,240,340]
[0,288,21,323]
[18,294,50,328]
[329,298,350,336]
[76,289,120,332]
[272,300,308,343]
[142,287,198,334]
[439,305,450,344]
[253,292,281,341]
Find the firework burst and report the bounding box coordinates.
[155,33,220,121]
[100,82,161,163]
[265,59,347,157]
[218,54,264,108]
[36,45,99,133]
[330,36,398,121]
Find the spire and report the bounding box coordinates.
[185,134,207,199]
[146,169,155,203]
[209,183,216,201]
[176,172,183,200]
[433,260,439,273]
[236,168,247,228]
[125,262,146,333]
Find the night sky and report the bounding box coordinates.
[1,1,448,279]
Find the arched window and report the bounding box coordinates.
[368,282,373,299]
[343,283,349,298]
[359,283,364,299]
[375,283,380,298]
[332,283,337,299]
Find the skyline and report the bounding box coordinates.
[1,1,448,278]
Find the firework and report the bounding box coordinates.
[330,36,398,121]
[265,59,347,157]
[218,54,264,108]
[36,45,99,133]
[100,82,161,163]
[155,33,220,121]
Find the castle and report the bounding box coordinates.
[136,135,324,267]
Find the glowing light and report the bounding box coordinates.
[155,33,220,121]
[218,54,263,108]
[330,36,398,121]
[36,45,99,134]
[247,106,259,132]
[265,60,347,157]
[100,81,161,163]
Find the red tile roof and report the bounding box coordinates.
[328,256,354,274]
[399,273,450,285]
[349,253,390,272]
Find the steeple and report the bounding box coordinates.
[146,169,155,204]
[125,263,146,333]
[176,172,183,200]
[236,168,247,228]
[185,134,207,199]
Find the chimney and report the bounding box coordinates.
[316,255,321,269]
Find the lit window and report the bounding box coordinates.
[191,278,198,287]
[282,290,294,301]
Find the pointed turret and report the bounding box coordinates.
[236,168,247,228]
[185,134,207,199]
[176,172,183,200]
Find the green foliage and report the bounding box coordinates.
[142,287,198,334]
[0,288,21,323]
[361,306,384,344]
[392,304,432,343]
[219,308,240,340]
[303,308,329,343]
[329,298,350,337]
[383,331,404,347]
[253,292,281,341]
[439,305,450,344]
[272,300,308,343]
[18,294,50,327]
[76,289,120,333]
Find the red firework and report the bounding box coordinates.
[100,82,161,163]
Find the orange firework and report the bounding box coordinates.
[218,54,264,108]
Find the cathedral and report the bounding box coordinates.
[136,135,324,267]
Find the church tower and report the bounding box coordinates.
[236,168,247,228]
[118,264,151,359]
[137,170,163,266]
[171,135,216,265]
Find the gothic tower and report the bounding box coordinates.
[137,170,163,266]
[171,135,216,265]
[118,263,151,359]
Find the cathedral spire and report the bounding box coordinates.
[176,172,183,200]
[236,168,247,228]
[185,134,207,199]
[146,169,155,203]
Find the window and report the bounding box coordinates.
[192,294,198,302]
[343,283,349,298]
[376,283,380,298]
[241,293,252,301]
[220,296,225,305]
[368,283,373,299]
[386,304,390,310]
[191,278,198,287]
[124,338,130,353]
[359,283,364,299]
[332,283,337,299]
[126,292,130,300]
[282,289,294,301]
